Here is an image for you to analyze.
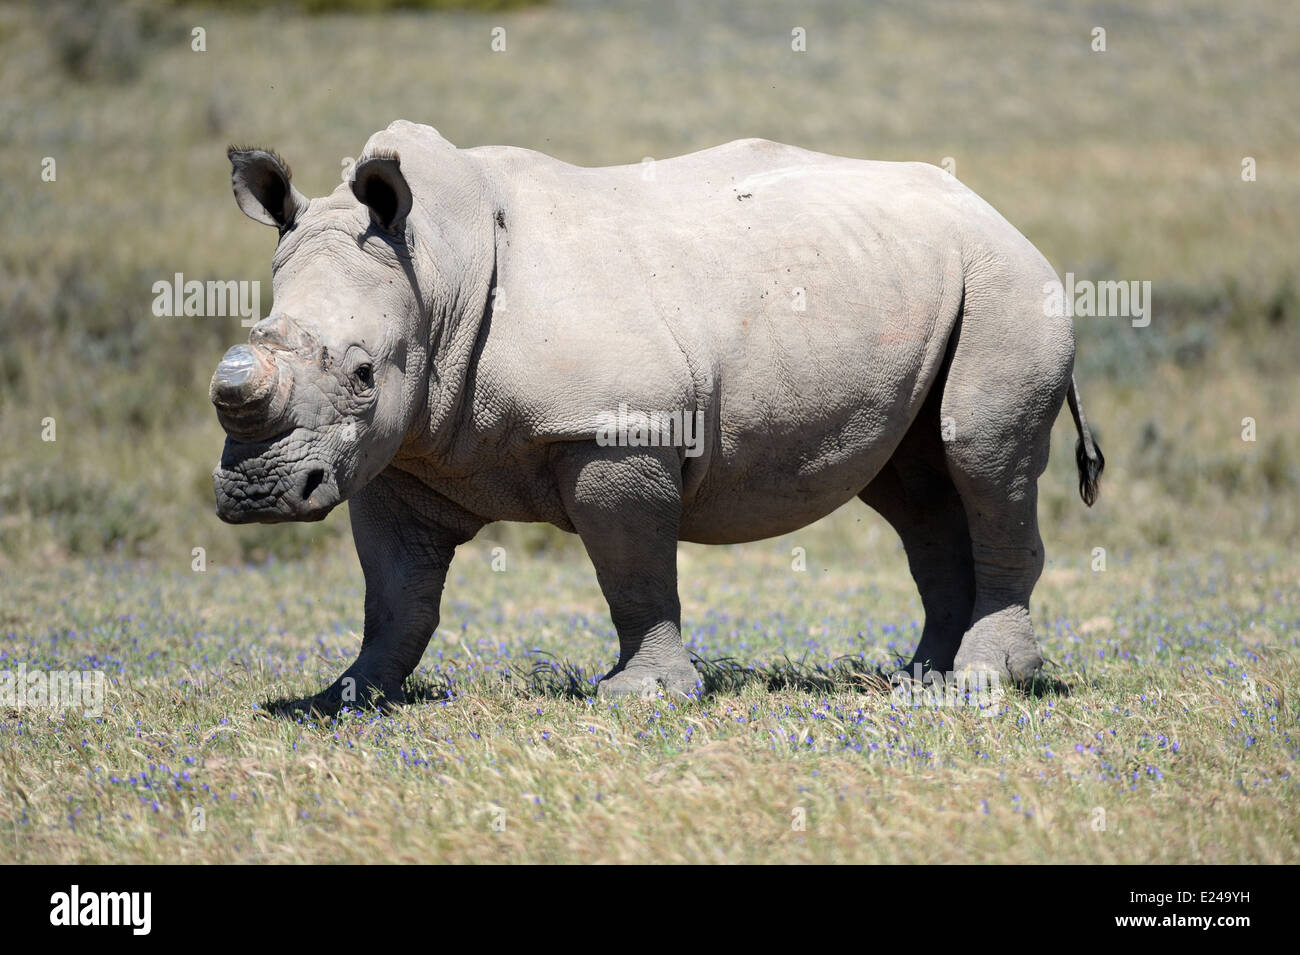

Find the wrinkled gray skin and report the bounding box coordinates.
[211,120,1104,715]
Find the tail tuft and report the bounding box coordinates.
[1067,375,1104,507]
[1075,436,1104,507]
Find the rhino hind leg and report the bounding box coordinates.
[556,445,702,700]
[947,480,1047,684]
[940,326,1072,685]
[859,397,975,675]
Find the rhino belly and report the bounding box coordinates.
[677,338,933,543]
[679,444,893,544]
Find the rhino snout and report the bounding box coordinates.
[210,344,292,441]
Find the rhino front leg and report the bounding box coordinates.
[556,445,702,700]
[276,474,477,717]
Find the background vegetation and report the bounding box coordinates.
[1,0,1296,862]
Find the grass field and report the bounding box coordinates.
[2,540,1296,863]
[1,0,1298,863]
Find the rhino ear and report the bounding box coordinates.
[351,152,412,237]
[228,146,308,230]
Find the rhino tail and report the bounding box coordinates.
[1067,375,1104,507]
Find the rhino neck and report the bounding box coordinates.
[404,164,500,465]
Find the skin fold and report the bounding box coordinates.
[210,120,1103,714]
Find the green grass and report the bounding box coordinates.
[1,0,1298,863]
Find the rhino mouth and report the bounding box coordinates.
[213,431,340,524]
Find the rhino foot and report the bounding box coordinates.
[952,610,1043,686]
[265,678,401,720]
[597,660,702,701]
[262,694,340,721]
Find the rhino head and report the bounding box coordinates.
[211,142,439,523]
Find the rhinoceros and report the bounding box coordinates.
[210,120,1103,713]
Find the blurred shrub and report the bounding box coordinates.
[44,0,542,87]
[165,0,546,11]
[478,520,582,558]
[0,249,235,428]
[231,519,346,563]
[0,467,160,555]
[1263,277,1296,328]
[1073,277,1298,384]
[1258,437,1296,491]
[46,0,184,84]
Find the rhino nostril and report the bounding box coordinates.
[301,468,325,502]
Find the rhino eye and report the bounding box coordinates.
[354,364,374,388]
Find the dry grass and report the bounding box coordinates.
[2,539,1296,864]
